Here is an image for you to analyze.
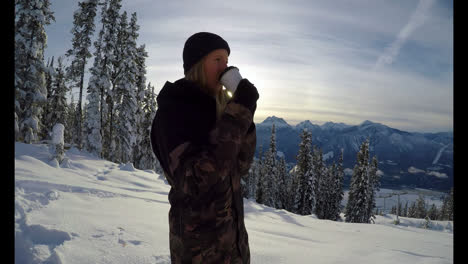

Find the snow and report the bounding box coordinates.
[51,124,64,145]
[408,166,426,174]
[426,171,448,179]
[15,142,453,264]
[323,151,334,161]
[432,144,449,165]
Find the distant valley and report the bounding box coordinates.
[255,116,453,191]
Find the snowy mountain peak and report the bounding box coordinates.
[259,116,291,128]
[358,120,391,133]
[295,120,320,131]
[321,121,351,131]
[360,120,375,126]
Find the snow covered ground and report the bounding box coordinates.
[15,142,453,264]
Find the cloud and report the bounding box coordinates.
[408,166,425,174]
[427,171,448,179]
[374,0,436,69]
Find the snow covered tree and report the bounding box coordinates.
[113,11,138,164]
[313,147,328,219]
[15,0,55,143]
[40,56,55,140]
[365,156,380,223]
[262,123,279,208]
[84,0,121,157]
[403,201,408,217]
[447,188,454,221]
[241,159,257,199]
[51,123,65,163]
[294,129,315,215]
[331,149,345,220]
[276,156,289,210]
[415,194,427,219]
[390,206,397,215]
[255,145,266,204]
[407,201,417,218]
[66,0,99,149]
[134,78,158,170]
[65,93,77,144]
[83,66,103,157]
[427,204,438,220]
[102,0,123,161]
[47,57,70,135]
[286,165,299,212]
[345,138,372,223]
[249,159,260,199]
[132,43,150,169]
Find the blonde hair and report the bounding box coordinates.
[185,59,230,121]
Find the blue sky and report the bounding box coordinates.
[43,0,453,133]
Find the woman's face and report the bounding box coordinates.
[203,49,229,96]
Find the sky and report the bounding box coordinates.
[43,0,453,133]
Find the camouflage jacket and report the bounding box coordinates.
[151,78,259,263]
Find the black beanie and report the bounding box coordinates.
[183,32,230,74]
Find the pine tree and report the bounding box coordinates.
[427,204,438,220]
[323,163,336,219]
[243,158,256,199]
[407,202,417,218]
[84,0,122,157]
[331,149,345,220]
[447,188,454,221]
[397,202,402,217]
[294,129,315,215]
[66,93,77,145]
[365,156,380,222]
[249,159,259,199]
[114,11,138,164]
[345,138,372,223]
[391,206,397,215]
[40,56,55,140]
[66,0,99,149]
[135,80,157,170]
[263,123,279,208]
[255,145,266,204]
[15,0,55,143]
[314,147,330,219]
[84,0,108,156]
[104,0,124,161]
[403,201,408,217]
[277,156,288,210]
[132,43,149,169]
[48,57,69,134]
[287,164,299,212]
[439,193,449,220]
[415,194,427,219]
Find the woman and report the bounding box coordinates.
[150,32,259,263]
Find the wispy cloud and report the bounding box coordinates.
[374,0,436,69]
[427,171,448,179]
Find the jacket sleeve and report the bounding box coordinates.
[167,79,259,198]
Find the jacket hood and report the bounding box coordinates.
[153,78,217,149]
[156,78,215,111]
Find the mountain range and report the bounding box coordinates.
[255,116,453,191]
